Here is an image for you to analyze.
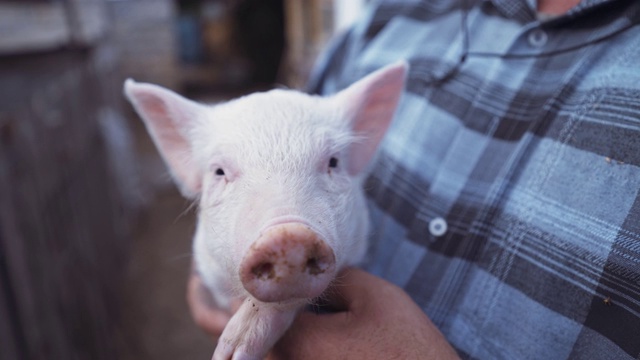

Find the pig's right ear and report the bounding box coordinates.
[124,79,203,198]
[332,61,407,176]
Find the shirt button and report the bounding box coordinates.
[528,29,548,48]
[429,217,448,237]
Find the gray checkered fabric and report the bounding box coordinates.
[308,0,640,358]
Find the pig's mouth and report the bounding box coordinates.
[305,295,346,314]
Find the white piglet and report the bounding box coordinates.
[124,61,407,360]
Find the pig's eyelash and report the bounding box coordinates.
[175,196,199,220]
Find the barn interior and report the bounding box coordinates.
[0,1,364,359]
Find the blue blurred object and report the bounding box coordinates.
[177,14,203,64]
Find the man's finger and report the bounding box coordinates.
[187,273,233,337]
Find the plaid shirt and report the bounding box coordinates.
[308,0,640,358]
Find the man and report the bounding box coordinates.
[189,0,640,358]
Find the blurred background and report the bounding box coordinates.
[0,0,365,359]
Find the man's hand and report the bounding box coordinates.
[188,266,459,359]
[186,269,241,340]
[268,268,460,360]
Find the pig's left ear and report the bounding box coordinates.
[124,79,204,198]
[333,61,408,175]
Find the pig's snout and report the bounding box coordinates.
[239,223,336,303]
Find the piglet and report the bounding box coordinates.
[124,61,407,360]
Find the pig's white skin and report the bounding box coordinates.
[215,299,298,360]
[124,61,407,360]
[193,90,370,360]
[191,89,370,295]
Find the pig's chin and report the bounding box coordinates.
[238,222,337,303]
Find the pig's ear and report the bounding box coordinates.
[333,61,407,175]
[124,79,203,198]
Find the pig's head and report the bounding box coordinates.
[124,62,407,304]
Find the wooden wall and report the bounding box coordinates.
[0,2,137,359]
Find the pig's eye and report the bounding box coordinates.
[214,168,225,176]
[328,157,338,168]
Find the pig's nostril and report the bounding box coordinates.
[305,257,324,275]
[252,262,275,280]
